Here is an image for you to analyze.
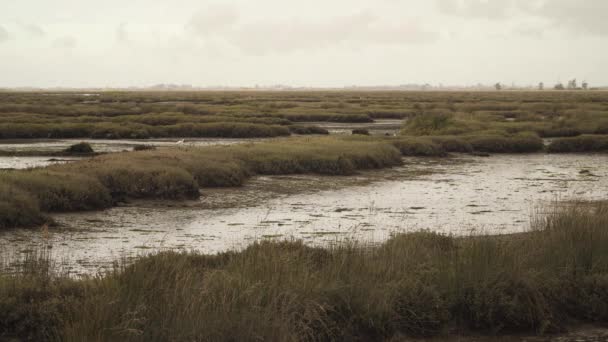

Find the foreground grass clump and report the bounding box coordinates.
[547,135,608,153]
[0,183,46,228]
[1,204,607,341]
[0,137,402,229]
[1,170,112,212]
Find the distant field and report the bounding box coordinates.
[0,90,606,140]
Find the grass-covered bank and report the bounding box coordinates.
[399,113,548,153]
[392,134,544,155]
[0,122,293,139]
[0,137,403,229]
[1,203,607,341]
[548,135,608,153]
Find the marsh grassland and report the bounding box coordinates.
[1,90,608,341]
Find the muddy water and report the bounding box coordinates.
[1,153,606,275]
[315,119,403,135]
[0,156,83,169]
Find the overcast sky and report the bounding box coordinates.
[1,0,606,88]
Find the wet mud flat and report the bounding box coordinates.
[1,153,607,275]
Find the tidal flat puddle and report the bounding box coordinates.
[0,156,83,169]
[1,153,607,275]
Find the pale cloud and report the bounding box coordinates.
[116,23,128,43]
[0,0,606,87]
[0,26,9,43]
[186,4,239,36]
[188,9,439,55]
[52,36,77,49]
[513,26,545,39]
[435,0,525,19]
[436,0,608,36]
[535,0,608,36]
[20,23,45,37]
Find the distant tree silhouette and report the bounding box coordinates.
[554,83,565,90]
[495,83,502,91]
[582,81,589,90]
[538,82,544,91]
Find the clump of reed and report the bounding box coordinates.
[465,133,544,153]
[547,135,608,153]
[352,128,370,135]
[391,137,447,156]
[1,203,607,341]
[392,133,543,155]
[133,144,157,151]
[287,125,329,135]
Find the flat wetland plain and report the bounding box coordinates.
[1,90,608,341]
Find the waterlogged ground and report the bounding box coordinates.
[1,153,607,275]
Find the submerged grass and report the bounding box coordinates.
[1,203,607,341]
